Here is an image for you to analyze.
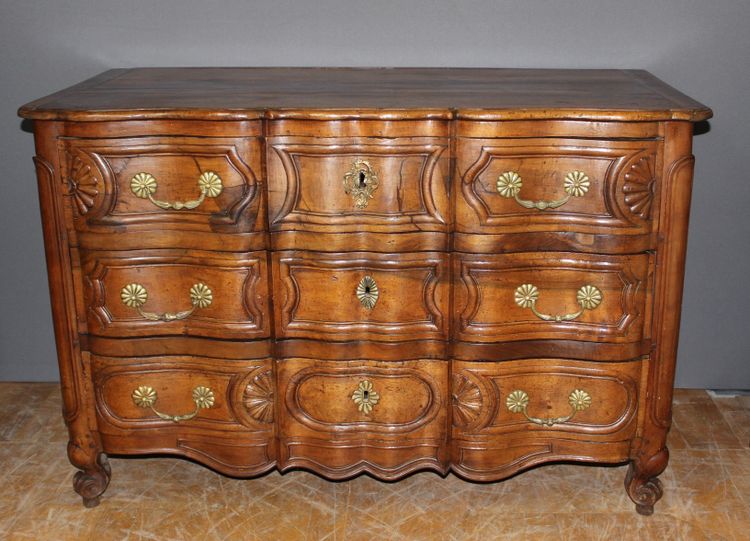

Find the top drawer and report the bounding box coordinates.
[59,134,265,251]
[267,135,451,252]
[456,135,661,254]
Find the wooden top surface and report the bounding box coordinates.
[18,67,712,122]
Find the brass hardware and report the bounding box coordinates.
[514,283,602,322]
[343,159,379,209]
[356,275,379,310]
[505,389,592,427]
[496,170,590,210]
[120,282,213,321]
[130,171,223,210]
[131,385,215,423]
[351,380,380,414]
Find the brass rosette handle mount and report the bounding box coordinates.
[120,282,213,321]
[506,389,592,427]
[130,171,223,210]
[132,385,215,423]
[496,170,590,210]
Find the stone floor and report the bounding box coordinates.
[0,383,748,540]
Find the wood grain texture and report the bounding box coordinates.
[61,133,265,251]
[451,358,647,481]
[18,68,712,121]
[273,251,449,342]
[454,252,652,345]
[82,249,270,340]
[277,358,449,479]
[21,69,709,513]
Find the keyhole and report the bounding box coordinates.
[363,390,369,400]
[358,170,367,188]
[364,285,371,294]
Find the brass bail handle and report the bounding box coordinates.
[514,284,602,322]
[130,171,223,210]
[506,389,592,427]
[120,282,213,322]
[132,385,215,423]
[497,170,590,210]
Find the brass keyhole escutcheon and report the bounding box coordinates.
[356,276,379,310]
[344,159,379,209]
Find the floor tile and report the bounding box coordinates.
[0,384,747,540]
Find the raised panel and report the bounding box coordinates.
[451,358,647,481]
[82,249,269,340]
[92,355,275,476]
[277,358,448,479]
[454,252,652,345]
[59,135,264,251]
[267,136,450,251]
[455,137,660,253]
[273,251,449,341]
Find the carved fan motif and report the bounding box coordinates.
[65,154,99,215]
[451,373,483,427]
[623,156,656,219]
[242,370,274,423]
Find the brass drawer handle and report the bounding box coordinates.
[120,282,213,321]
[343,159,379,209]
[130,171,223,210]
[506,389,591,427]
[356,275,379,310]
[352,380,380,414]
[514,283,602,322]
[496,170,590,210]
[132,385,215,423]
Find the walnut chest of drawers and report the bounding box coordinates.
[18,68,711,514]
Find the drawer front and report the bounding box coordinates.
[273,251,449,341]
[267,136,450,250]
[454,252,652,344]
[456,137,659,253]
[277,358,448,478]
[451,358,647,480]
[82,250,270,340]
[60,135,264,251]
[92,355,275,476]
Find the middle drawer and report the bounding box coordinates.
[81,249,270,340]
[272,251,450,342]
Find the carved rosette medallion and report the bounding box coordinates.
[65,154,99,215]
[623,156,656,219]
[451,373,483,427]
[242,370,274,424]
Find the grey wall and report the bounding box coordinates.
[1,0,748,387]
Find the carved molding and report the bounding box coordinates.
[241,369,274,424]
[623,156,656,219]
[284,364,442,434]
[269,142,448,227]
[451,373,483,428]
[456,253,648,343]
[84,252,267,339]
[64,153,100,215]
[276,253,448,340]
[60,140,259,229]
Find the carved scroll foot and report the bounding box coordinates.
[625,448,668,515]
[72,453,111,508]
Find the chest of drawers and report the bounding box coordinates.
[18,68,711,514]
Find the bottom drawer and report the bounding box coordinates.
[277,358,449,479]
[91,354,275,476]
[451,358,648,481]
